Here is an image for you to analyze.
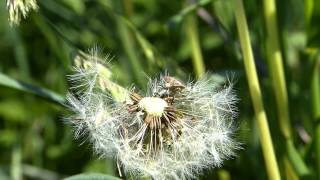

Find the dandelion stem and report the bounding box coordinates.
[186,11,205,79]
[233,0,280,179]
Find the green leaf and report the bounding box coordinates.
[64,173,121,180]
[0,72,65,106]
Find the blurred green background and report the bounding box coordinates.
[1,0,320,179]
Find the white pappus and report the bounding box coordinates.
[66,52,240,180]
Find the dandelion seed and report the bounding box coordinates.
[6,0,38,25]
[66,51,240,180]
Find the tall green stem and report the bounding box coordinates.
[263,0,291,141]
[263,0,309,176]
[311,53,320,178]
[233,0,280,179]
[186,13,205,79]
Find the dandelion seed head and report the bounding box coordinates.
[66,50,240,180]
[6,0,38,25]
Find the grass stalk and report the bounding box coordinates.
[233,0,280,179]
[186,13,205,79]
[311,52,320,178]
[263,0,309,176]
[263,0,291,142]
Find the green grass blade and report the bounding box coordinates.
[311,51,320,178]
[263,0,310,177]
[286,140,310,177]
[233,0,280,179]
[0,72,65,106]
[263,0,291,140]
[185,13,205,79]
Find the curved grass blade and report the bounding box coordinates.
[286,140,311,178]
[0,72,65,106]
